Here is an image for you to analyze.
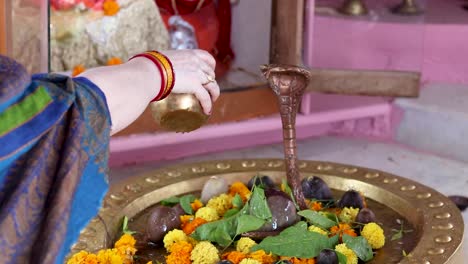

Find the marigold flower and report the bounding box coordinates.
[239,258,261,264]
[190,241,220,264]
[282,257,315,264]
[72,64,86,77]
[330,223,357,240]
[107,57,123,66]
[335,243,358,264]
[67,251,99,264]
[223,251,247,264]
[195,207,220,222]
[183,217,207,235]
[191,199,204,212]
[180,215,194,227]
[308,225,328,236]
[309,201,322,211]
[166,241,193,264]
[236,237,257,254]
[163,229,190,252]
[97,248,124,264]
[206,194,233,215]
[229,182,251,202]
[114,234,136,249]
[248,250,276,264]
[339,207,360,223]
[361,222,385,249]
[103,0,119,16]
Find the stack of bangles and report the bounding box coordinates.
[129,51,175,102]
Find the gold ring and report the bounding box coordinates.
[203,75,216,85]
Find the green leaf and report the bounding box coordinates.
[224,208,240,218]
[180,194,196,214]
[252,221,339,258]
[391,231,403,241]
[160,196,180,206]
[298,210,337,229]
[342,234,374,262]
[282,178,298,209]
[236,215,265,234]
[336,251,348,264]
[248,187,272,220]
[121,216,136,235]
[191,215,238,247]
[232,194,244,208]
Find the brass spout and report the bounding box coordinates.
[338,0,368,16]
[261,64,310,210]
[391,0,423,16]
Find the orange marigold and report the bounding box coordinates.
[72,64,85,77]
[180,215,194,227]
[309,201,322,211]
[107,57,123,66]
[289,257,316,264]
[229,182,251,202]
[114,234,136,248]
[67,251,99,264]
[330,223,357,240]
[249,250,276,264]
[191,199,203,212]
[223,251,247,264]
[103,0,120,16]
[166,241,193,264]
[182,217,207,235]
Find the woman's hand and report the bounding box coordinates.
[161,49,220,115]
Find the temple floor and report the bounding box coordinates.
[110,135,468,257]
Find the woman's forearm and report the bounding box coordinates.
[79,57,161,135]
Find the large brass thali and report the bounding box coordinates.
[73,159,464,264]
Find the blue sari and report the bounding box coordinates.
[0,55,111,263]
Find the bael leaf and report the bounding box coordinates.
[180,194,196,214]
[121,216,136,235]
[248,186,272,220]
[236,215,265,235]
[298,210,337,229]
[252,221,339,258]
[160,196,180,206]
[336,251,348,264]
[224,208,240,218]
[342,234,374,262]
[282,178,298,210]
[232,194,244,208]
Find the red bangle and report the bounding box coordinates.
[152,51,175,100]
[129,53,166,102]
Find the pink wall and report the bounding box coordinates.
[306,0,468,84]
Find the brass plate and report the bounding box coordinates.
[73,159,464,263]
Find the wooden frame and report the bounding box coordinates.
[0,0,9,54]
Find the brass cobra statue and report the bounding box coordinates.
[261,64,311,210]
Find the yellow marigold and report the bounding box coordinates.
[166,241,193,264]
[191,199,204,212]
[308,225,328,236]
[114,245,136,264]
[183,217,207,235]
[97,248,124,264]
[190,241,220,264]
[195,207,220,222]
[229,182,251,202]
[107,57,123,66]
[223,251,247,264]
[103,0,120,16]
[206,194,233,215]
[163,229,190,252]
[239,258,261,264]
[335,243,357,264]
[67,251,99,264]
[72,64,85,77]
[330,223,357,240]
[114,234,136,249]
[248,250,276,264]
[361,222,385,249]
[236,237,257,254]
[339,207,360,224]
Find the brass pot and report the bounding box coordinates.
[150,93,209,133]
